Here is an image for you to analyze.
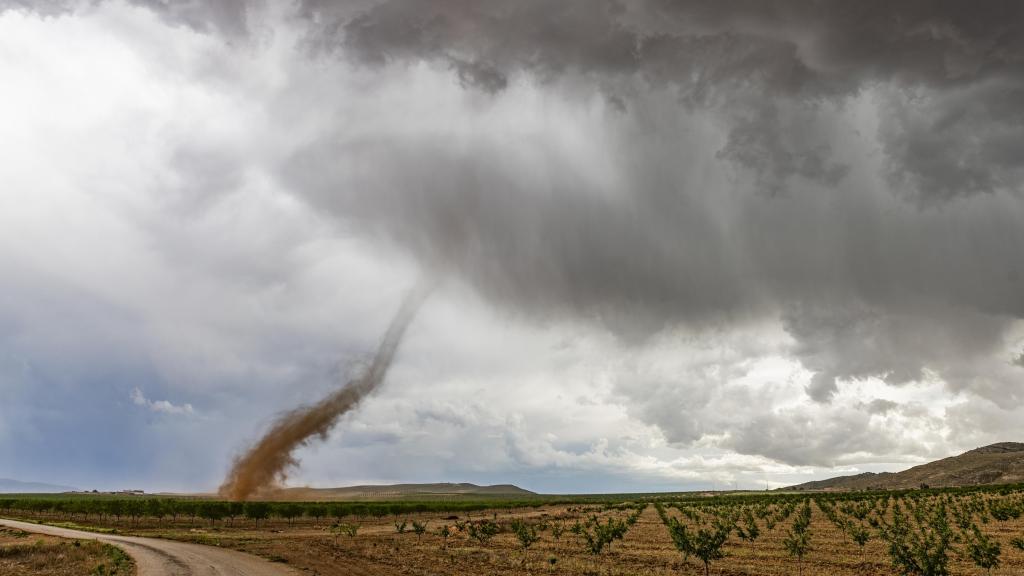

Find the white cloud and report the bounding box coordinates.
[130,387,194,416]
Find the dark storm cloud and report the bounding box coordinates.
[11,0,1021,201]
[74,1,1024,393]
[864,399,900,415]
[307,0,1024,201]
[280,0,1024,405]
[0,0,76,15]
[8,0,1023,470]
[282,137,759,339]
[280,111,1024,399]
[0,0,257,37]
[127,0,257,38]
[783,302,1017,402]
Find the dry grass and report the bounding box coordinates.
[0,527,134,576]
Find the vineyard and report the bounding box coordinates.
[3,485,1024,575]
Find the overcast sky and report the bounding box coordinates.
[1,0,1023,494]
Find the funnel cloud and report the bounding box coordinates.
[219,283,430,501]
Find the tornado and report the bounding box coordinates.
[219,283,431,501]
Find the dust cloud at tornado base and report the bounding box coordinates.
[219,284,431,501]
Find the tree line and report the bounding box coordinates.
[0,497,551,527]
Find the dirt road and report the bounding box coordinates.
[0,518,298,576]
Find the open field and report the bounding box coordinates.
[0,518,296,576]
[4,485,1024,575]
[0,524,133,576]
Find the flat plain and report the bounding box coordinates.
[0,524,133,576]
[3,486,1024,575]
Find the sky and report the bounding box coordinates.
[1,0,1023,494]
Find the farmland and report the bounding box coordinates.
[3,485,1024,575]
[0,524,133,576]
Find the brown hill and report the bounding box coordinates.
[787,442,1024,491]
[253,482,536,501]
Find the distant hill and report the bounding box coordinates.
[786,442,1024,491]
[0,478,77,494]
[263,482,537,501]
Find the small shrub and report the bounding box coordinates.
[329,522,358,544]
[964,526,1000,575]
[571,515,629,555]
[411,520,428,541]
[436,524,452,547]
[849,523,871,554]
[783,501,813,576]
[736,509,760,542]
[877,501,952,576]
[467,520,501,545]
[510,519,540,550]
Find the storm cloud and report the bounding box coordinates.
[2,0,1023,486]
[276,0,1024,405]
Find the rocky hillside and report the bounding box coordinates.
[787,442,1024,491]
